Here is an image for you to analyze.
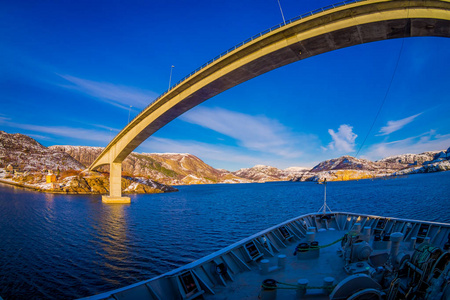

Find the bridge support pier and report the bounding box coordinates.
[102,162,131,204]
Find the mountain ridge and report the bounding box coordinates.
[1,131,449,191]
[50,145,251,185]
[0,131,177,194]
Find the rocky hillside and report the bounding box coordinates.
[393,148,450,176]
[232,165,309,182]
[52,145,312,184]
[0,131,176,194]
[0,131,84,171]
[3,131,449,187]
[294,149,450,182]
[50,146,250,185]
[310,155,398,173]
[378,151,440,165]
[0,169,176,194]
[394,160,450,176]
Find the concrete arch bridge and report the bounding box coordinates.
[89,0,450,203]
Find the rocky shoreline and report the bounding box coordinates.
[0,131,178,195]
[0,170,178,195]
[0,169,261,195]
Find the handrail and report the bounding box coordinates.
[129,0,366,125]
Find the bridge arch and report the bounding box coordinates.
[90,0,450,202]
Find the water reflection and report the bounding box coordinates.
[43,193,56,225]
[44,193,54,201]
[100,204,129,256]
[92,203,131,284]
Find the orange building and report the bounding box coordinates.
[46,171,57,183]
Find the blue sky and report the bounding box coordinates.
[1,0,449,171]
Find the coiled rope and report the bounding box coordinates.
[294,235,345,254]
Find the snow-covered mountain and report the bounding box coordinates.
[0,131,176,194]
[377,152,440,165]
[0,131,84,171]
[2,131,449,188]
[392,148,450,176]
[310,156,384,172]
[232,165,310,182]
[50,146,250,185]
[295,149,450,182]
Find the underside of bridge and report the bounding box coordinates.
[90,0,450,203]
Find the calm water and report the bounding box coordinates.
[0,172,449,299]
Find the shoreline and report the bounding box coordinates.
[1,167,448,194]
[0,174,404,194]
[0,178,106,195]
[0,178,176,195]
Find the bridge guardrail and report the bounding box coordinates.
[127,0,365,127]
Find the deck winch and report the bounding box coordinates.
[340,225,374,275]
[292,221,450,299]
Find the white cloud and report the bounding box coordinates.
[57,74,158,110]
[90,124,121,132]
[140,137,274,170]
[362,130,450,161]
[0,118,111,144]
[27,134,53,141]
[377,113,422,136]
[180,107,315,158]
[327,124,357,152]
[139,137,319,171]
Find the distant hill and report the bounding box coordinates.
[378,152,439,165]
[294,150,450,182]
[0,131,176,194]
[232,165,309,182]
[309,155,410,173]
[0,131,84,171]
[2,131,449,189]
[50,146,251,185]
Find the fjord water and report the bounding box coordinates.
[0,172,449,299]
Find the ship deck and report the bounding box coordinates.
[206,229,349,299]
[80,212,450,300]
